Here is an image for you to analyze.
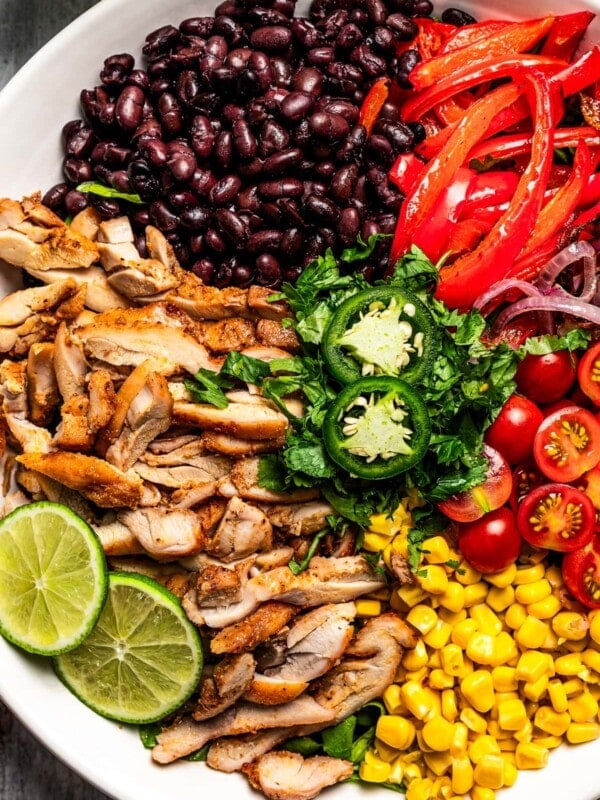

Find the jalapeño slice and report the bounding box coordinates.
[323,376,431,480]
[322,286,436,385]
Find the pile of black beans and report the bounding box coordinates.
[43,0,475,288]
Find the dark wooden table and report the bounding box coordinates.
[0,5,110,797]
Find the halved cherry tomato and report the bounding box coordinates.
[516,482,595,552]
[533,405,600,483]
[509,462,544,511]
[562,536,600,609]
[578,341,600,406]
[438,445,512,523]
[515,350,578,404]
[457,507,522,574]
[484,394,544,465]
[574,464,600,531]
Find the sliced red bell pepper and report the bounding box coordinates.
[459,171,520,219]
[445,218,492,256]
[434,71,557,310]
[540,11,595,61]
[516,140,594,261]
[468,125,600,164]
[408,16,556,90]
[415,17,457,59]
[401,54,565,123]
[440,20,511,53]
[388,82,524,266]
[358,77,390,136]
[387,152,426,194]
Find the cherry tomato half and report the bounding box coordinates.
[485,394,544,465]
[562,536,600,609]
[578,341,600,406]
[515,350,578,404]
[457,507,522,574]
[533,405,600,482]
[509,462,544,511]
[574,465,600,531]
[516,482,596,553]
[438,445,512,523]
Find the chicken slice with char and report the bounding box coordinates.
[193,652,256,721]
[247,286,291,322]
[173,401,289,442]
[16,451,158,508]
[69,207,101,240]
[194,318,257,354]
[185,555,386,629]
[141,437,206,466]
[132,455,230,487]
[87,369,116,433]
[0,360,53,454]
[116,507,205,560]
[54,322,88,401]
[206,496,272,562]
[265,502,335,537]
[242,751,354,800]
[93,515,145,556]
[26,266,128,312]
[209,602,297,656]
[151,695,336,765]
[26,343,59,427]
[146,434,203,456]
[0,279,78,327]
[74,302,221,375]
[218,457,319,504]
[166,273,251,320]
[53,394,94,451]
[201,431,286,457]
[255,319,300,352]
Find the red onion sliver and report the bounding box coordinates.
[492,292,600,334]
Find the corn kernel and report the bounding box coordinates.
[422,716,455,752]
[534,706,571,736]
[532,735,563,749]
[422,535,451,564]
[515,650,552,683]
[452,618,479,648]
[513,719,533,743]
[438,581,465,613]
[401,681,438,721]
[424,750,453,777]
[466,632,497,666]
[568,691,599,722]
[581,649,600,675]
[504,603,528,630]
[383,684,405,714]
[469,604,502,635]
[547,680,568,713]
[403,638,429,671]
[417,564,449,595]
[355,599,381,617]
[456,561,482,585]
[555,653,585,676]
[376,715,416,751]
[473,754,505,790]
[451,756,474,794]
[486,719,514,741]
[502,759,518,787]
[515,742,549,770]
[461,670,495,713]
[514,578,551,606]
[498,697,528,731]
[450,721,469,756]
[460,707,488,734]
[513,563,546,585]
[397,583,428,608]
[440,644,464,677]
[403,761,424,781]
[407,605,438,635]
[468,734,501,764]
[406,777,435,800]
[438,607,467,626]
[424,619,453,649]
[359,759,392,782]
[589,609,600,645]
[471,788,496,800]
[492,631,519,666]
[492,666,518,693]
[522,674,549,703]
[541,627,560,651]
[562,677,586,696]
[566,722,600,743]
[485,563,517,588]
[498,738,518,752]
[441,689,458,723]
[486,584,515,613]
[515,615,549,649]
[526,593,562,620]
[367,512,396,536]
[428,650,442,669]
[463,582,489,607]
[430,668,455,690]
[552,611,590,641]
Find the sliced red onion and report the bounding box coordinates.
[536,240,597,300]
[473,279,542,312]
[491,291,600,334]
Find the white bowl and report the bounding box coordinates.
[1,1,600,799]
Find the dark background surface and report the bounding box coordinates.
[0,5,109,798]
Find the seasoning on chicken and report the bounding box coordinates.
[242,751,354,800]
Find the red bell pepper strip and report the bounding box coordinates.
[388,82,524,266]
[540,11,595,61]
[434,71,557,310]
[445,218,492,256]
[408,16,556,90]
[440,20,511,53]
[387,152,426,194]
[401,54,565,123]
[415,18,457,59]
[358,77,390,136]
[459,171,520,219]
[516,140,594,261]
[468,125,600,164]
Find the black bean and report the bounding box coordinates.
[258,178,304,199]
[140,138,168,166]
[321,98,359,123]
[64,190,88,215]
[167,149,197,182]
[407,121,426,144]
[100,53,135,87]
[149,199,179,231]
[62,120,95,158]
[237,185,261,212]
[143,25,180,58]
[395,49,420,88]
[269,56,293,87]
[213,260,233,288]
[330,163,359,202]
[238,157,264,179]
[280,91,315,122]
[255,253,281,286]
[277,197,304,226]
[115,85,146,131]
[213,16,244,45]
[89,194,121,219]
[247,229,283,254]
[213,131,234,170]
[42,182,70,209]
[110,170,132,193]
[210,174,243,205]
[385,13,418,38]
[306,46,335,66]
[412,0,434,16]
[281,227,304,259]
[176,70,203,109]
[338,206,361,246]
[365,134,395,167]
[204,228,228,254]
[216,208,247,244]
[259,119,290,157]
[187,114,214,159]
[180,205,211,230]
[303,194,337,224]
[350,45,387,78]
[190,168,217,197]
[308,111,350,143]
[250,25,292,52]
[290,18,324,47]
[130,208,151,229]
[232,118,258,160]
[249,51,274,90]
[158,92,183,136]
[80,87,110,126]
[207,34,229,59]
[133,117,162,143]
[231,261,255,287]
[128,159,161,201]
[293,66,323,95]
[372,26,396,52]
[336,23,363,49]
[63,157,92,184]
[441,7,477,25]
[180,16,214,36]
[192,258,215,282]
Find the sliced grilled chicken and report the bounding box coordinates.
[166,272,251,320]
[26,265,128,312]
[242,751,354,800]
[117,507,204,560]
[219,457,319,504]
[25,343,59,427]
[133,458,230,488]
[87,369,116,433]
[69,206,101,240]
[255,319,300,351]
[247,286,291,321]
[209,602,298,656]
[265,502,335,537]
[201,431,286,457]
[93,515,145,556]
[206,496,273,562]
[0,360,53,454]
[195,318,257,353]
[151,695,336,765]
[0,221,98,271]
[193,653,256,721]
[0,279,77,327]
[173,401,289,441]
[53,394,94,451]
[53,322,88,401]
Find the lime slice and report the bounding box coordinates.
[0,501,108,656]
[54,572,203,724]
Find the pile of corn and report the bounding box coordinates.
[359,501,600,800]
